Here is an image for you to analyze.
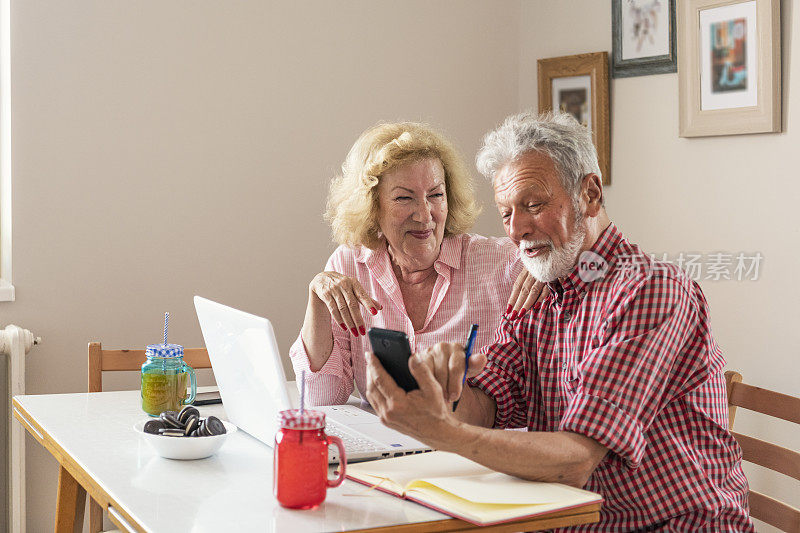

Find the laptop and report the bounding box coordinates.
[193,296,433,463]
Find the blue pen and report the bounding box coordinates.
[452,324,478,412]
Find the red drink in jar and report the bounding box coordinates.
[273,409,346,509]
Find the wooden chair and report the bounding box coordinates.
[87,342,212,533]
[725,371,800,532]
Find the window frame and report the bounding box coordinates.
[0,0,12,302]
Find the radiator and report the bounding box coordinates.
[1,325,39,533]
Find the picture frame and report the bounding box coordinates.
[678,0,781,137]
[538,52,611,185]
[612,0,677,78]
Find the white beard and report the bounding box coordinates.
[519,223,586,282]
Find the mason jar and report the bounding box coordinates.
[140,343,197,416]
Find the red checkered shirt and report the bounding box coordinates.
[470,223,753,532]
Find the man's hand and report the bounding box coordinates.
[365,342,490,444]
[366,345,608,487]
[413,342,488,403]
[365,351,453,445]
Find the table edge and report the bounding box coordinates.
[12,396,146,532]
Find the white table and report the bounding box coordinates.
[13,390,600,532]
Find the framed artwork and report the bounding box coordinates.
[679,0,781,137]
[538,52,610,185]
[612,0,677,78]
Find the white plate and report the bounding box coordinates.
[134,418,237,460]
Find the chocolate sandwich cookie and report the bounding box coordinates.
[204,416,226,436]
[143,419,166,435]
[183,414,200,436]
[178,406,199,425]
[160,411,183,429]
[150,411,228,438]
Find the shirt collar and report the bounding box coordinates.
[548,222,623,297]
[434,234,462,270]
[355,234,463,271]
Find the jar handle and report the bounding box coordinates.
[326,435,347,488]
[181,362,197,405]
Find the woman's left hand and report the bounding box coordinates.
[506,269,549,319]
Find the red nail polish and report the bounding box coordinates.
[359,326,366,335]
[505,305,512,314]
[370,307,377,315]
[520,308,527,317]
[509,311,517,320]
[340,323,347,330]
[351,328,358,336]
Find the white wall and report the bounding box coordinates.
[4,1,521,530]
[4,0,798,530]
[519,1,799,531]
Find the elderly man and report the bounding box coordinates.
[365,112,753,531]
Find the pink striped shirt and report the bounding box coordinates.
[289,233,522,405]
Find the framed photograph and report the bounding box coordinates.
[679,0,781,137]
[612,0,677,78]
[538,52,610,185]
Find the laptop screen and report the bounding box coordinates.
[194,295,292,446]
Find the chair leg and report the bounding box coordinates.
[55,464,86,533]
[89,497,104,533]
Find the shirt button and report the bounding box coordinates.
[562,362,568,370]
[564,311,572,321]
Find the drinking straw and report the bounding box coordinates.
[299,370,306,444]
[163,312,169,345]
[300,370,306,414]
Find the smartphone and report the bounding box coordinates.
[367,327,419,392]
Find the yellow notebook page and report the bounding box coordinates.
[408,472,588,504]
[404,481,594,524]
[348,451,490,489]
[348,451,598,508]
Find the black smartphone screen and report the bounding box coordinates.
[367,327,419,392]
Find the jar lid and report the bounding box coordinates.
[146,343,184,358]
[278,409,325,430]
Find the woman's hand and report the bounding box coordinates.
[506,270,549,319]
[309,272,382,337]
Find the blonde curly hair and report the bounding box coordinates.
[326,122,480,249]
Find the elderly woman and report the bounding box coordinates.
[289,122,544,405]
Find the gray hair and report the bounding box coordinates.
[476,111,601,198]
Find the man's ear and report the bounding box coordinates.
[581,174,603,217]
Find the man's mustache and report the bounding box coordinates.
[519,240,554,251]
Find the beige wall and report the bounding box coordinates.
[5,0,798,530]
[519,1,799,531]
[5,1,521,530]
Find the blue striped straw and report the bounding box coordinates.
[163,312,169,345]
[300,371,305,415]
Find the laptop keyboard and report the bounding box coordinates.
[325,422,386,454]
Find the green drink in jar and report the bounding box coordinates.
[141,343,197,416]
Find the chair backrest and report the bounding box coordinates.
[88,341,211,393]
[724,370,800,533]
[86,342,213,532]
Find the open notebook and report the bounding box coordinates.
[347,451,602,526]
